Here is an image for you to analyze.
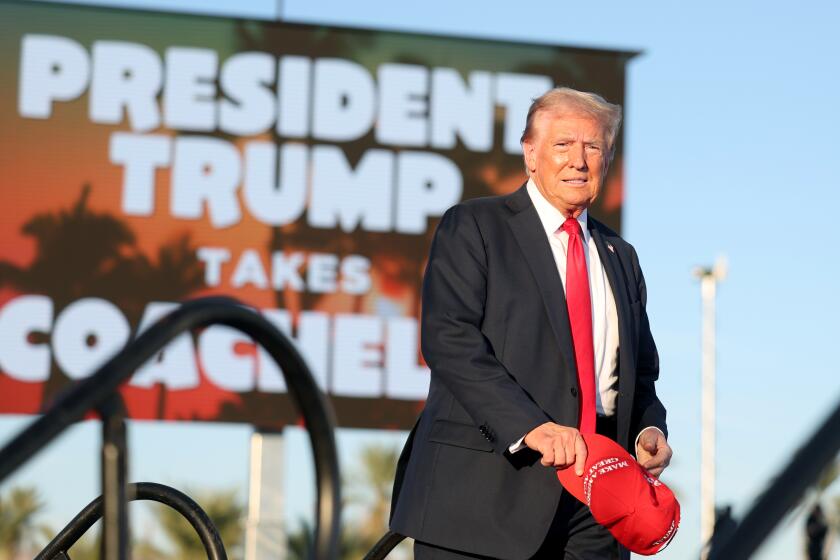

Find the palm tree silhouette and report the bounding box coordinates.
[0,486,51,559]
[0,184,204,408]
[287,444,410,560]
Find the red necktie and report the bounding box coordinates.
[561,217,597,434]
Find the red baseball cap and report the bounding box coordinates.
[556,433,680,556]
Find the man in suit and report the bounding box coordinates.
[390,87,672,559]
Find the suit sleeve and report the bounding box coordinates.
[421,204,548,454]
[628,245,668,440]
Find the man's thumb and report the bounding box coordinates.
[574,434,588,476]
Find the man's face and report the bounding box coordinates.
[523,110,609,217]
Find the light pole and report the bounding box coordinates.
[245,429,286,560]
[693,256,727,559]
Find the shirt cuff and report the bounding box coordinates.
[634,426,666,455]
[508,434,527,454]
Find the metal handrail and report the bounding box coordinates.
[0,296,341,559]
[707,395,840,559]
[36,482,228,560]
[362,530,405,560]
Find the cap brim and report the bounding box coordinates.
[555,461,588,503]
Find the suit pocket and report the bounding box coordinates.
[427,419,494,452]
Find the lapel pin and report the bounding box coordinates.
[607,243,615,253]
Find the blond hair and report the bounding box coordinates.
[520,87,623,161]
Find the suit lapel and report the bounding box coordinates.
[589,223,632,351]
[589,220,636,444]
[505,186,578,378]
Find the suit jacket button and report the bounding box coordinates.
[570,387,579,397]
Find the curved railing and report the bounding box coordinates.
[362,530,405,560]
[36,482,228,560]
[0,296,341,560]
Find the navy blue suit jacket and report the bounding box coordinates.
[390,184,667,559]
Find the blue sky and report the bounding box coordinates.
[5,0,840,558]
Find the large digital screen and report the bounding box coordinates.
[0,0,632,429]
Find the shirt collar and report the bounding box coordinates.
[526,178,590,243]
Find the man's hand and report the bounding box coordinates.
[636,428,672,477]
[523,422,588,475]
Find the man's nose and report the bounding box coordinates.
[568,143,587,170]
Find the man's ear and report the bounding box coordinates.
[522,140,536,173]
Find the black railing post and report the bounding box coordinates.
[99,395,129,560]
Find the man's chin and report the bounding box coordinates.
[559,197,594,212]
